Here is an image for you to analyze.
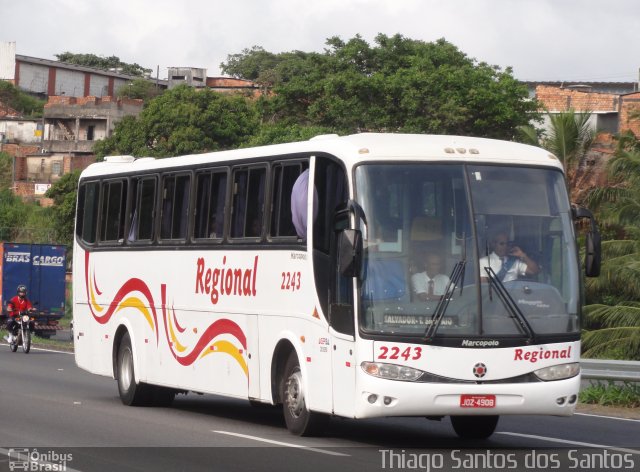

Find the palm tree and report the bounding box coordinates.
[581,132,640,358]
[582,302,640,360]
[518,109,595,200]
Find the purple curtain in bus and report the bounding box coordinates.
[291,169,318,239]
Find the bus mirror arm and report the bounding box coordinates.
[572,206,601,278]
[338,229,363,277]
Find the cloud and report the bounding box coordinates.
[2,0,639,81]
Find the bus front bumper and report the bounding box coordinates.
[354,372,581,419]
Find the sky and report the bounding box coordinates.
[2,0,640,82]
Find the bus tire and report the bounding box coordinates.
[450,415,499,439]
[116,332,151,406]
[281,353,327,436]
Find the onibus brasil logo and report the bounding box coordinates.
[7,448,73,471]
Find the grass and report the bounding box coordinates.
[579,380,640,408]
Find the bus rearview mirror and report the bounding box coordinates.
[585,230,601,277]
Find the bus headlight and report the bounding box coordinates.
[534,363,580,381]
[361,362,423,381]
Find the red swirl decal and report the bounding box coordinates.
[161,285,247,367]
[84,252,159,343]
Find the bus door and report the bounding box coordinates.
[329,211,357,417]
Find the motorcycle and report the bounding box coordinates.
[8,310,35,354]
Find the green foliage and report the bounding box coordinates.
[55,52,151,77]
[579,381,640,407]
[45,171,80,246]
[95,86,260,158]
[520,109,595,200]
[0,81,45,117]
[222,34,538,139]
[582,302,640,359]
[117,78,163,102]
[0,189,24,240]
[0,189,56,242]
[585,240,640,303]
[545,109,594,172]
[243,123,334,147]
[0,152,13,190]
[222,46,281,84]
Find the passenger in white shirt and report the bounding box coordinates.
[411,253,450,302]
[479,232,539,283]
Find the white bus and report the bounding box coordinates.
[73,133,601,439]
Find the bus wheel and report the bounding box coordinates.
[116,332,150,406]
[450,415,499,439]
[281,354,327,436]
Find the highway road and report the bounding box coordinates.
[0,345,638,472]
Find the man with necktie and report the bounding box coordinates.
[411,252,451,301]
[479,231,539,283]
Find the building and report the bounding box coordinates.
[168,67,207,89]
[1,41,167,98]
[533,83,640,137]
[42,95,143,154]
[531,81,640,203]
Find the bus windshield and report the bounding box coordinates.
[355,163,580,341]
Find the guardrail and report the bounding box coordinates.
[581,359,640,382]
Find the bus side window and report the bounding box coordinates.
[231,166,266,239]
[271,162,307,239]
[160,173,191,241]
[100,179,127,243]
[77,181,100,244]
[194,170,228,240]
[128,177,156,242]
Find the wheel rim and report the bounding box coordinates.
[285,368,305,418]
[120,347,133,390]
[22,330,29,352]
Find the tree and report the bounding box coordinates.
[0,152,13,190]
[582,302,640,360]
[517,109,596,202]
[580,132,640,359]
[55,52,152,77]
[45,171,81,246]
[544,109,595,192]
[117,78,163,102]
[94,85,260,158]
[221,34,538,139]
[0,81,45,117]
[243,123,333,147]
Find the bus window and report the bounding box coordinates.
[160,173,191,241]
[128,177,156,242]
[231,166,266,239]
[194,170,228,240]
[100,180,127,243]
[270,162,305,238]
[77,181,100,244]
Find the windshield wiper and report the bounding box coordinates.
[484,267,536,344]
[425,260,466,341]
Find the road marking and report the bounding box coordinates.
[497,432,640,455]
[576,412,640,423]
[212,430,349,456]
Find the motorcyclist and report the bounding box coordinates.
[4,285,33,344]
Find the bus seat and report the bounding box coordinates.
[363,258,406,301]
[410,216,442,241]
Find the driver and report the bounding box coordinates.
[480,231,539,282]
[5,285,33,344]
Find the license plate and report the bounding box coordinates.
[459,394,496,408]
